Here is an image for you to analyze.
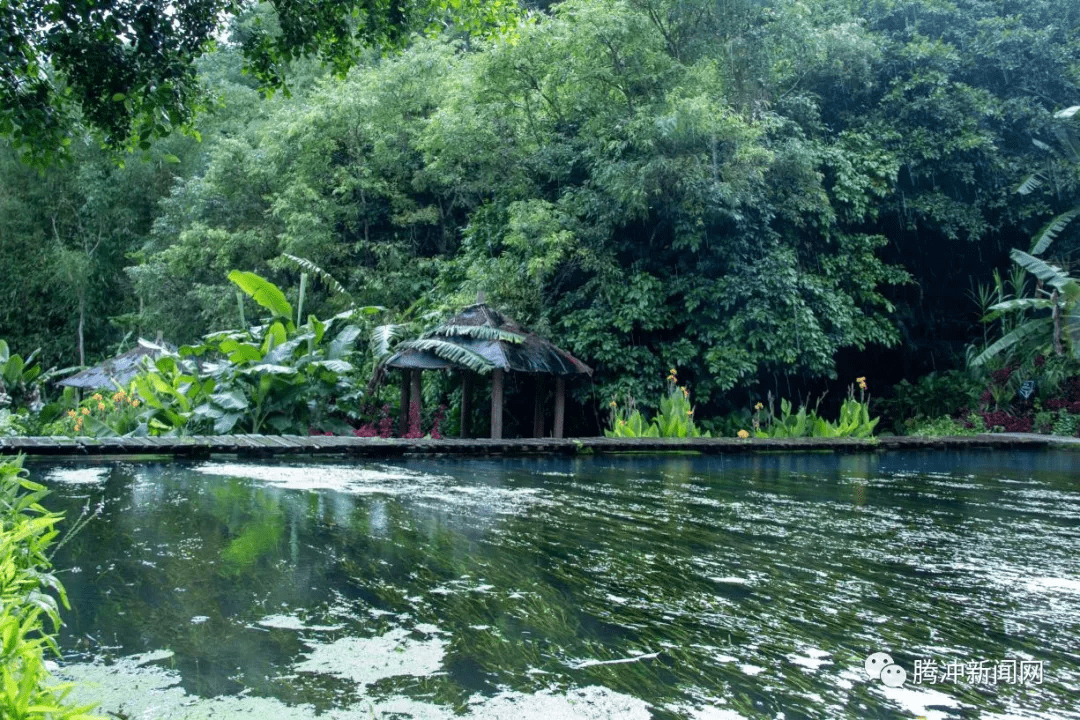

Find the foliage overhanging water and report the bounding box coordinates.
[32,451,1080,719]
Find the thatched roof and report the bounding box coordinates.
[384,303,591,376]
[57,338,173,390]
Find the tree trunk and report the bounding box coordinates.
[77,291,86,366]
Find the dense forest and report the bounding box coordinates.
[1,0,1079,436]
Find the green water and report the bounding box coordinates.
[33,451,1080,719]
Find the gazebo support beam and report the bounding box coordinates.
[459,372,472,438]
[533,375,545,438]
[408,369,422,436]
[491,369,505,440]
[554,376,566,438]
[398,369,410,436]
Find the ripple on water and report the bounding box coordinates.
[40,452,1080,720]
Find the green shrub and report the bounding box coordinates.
[0,456,100,719]
[906,414,985,437]
[880,369,983,430]
[1052,410,1080,437]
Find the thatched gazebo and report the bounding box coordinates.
[57,337,172,391]
[383,302,591,439]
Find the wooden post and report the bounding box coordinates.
[459,372,472,438]
[490,369,505,440]
[532,375,545,438]
[408,369,422,436]
[398,369,410,436]
[553,376,566,439]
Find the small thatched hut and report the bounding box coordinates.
[57,338,172,391]
[383,303,591,438]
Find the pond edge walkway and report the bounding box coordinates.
[1,433,1078,458]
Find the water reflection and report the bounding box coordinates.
[31,450,1080,719]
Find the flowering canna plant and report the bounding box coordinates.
[605,369,711,438]
[60,388,143,436]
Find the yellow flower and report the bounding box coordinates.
[669,368,677,375]
[92,393,102,401]
[610,401,617,408]
[97,402,106,411]
[686,409,693,416]
[681,387,689,398]
[737,429,749,439]
[856,377,865,383]
[132,400,140,408]
[754,402,763,411]
[81,407,90,415]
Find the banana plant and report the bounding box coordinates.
[0,340,44,414]
[970,249,1080,366]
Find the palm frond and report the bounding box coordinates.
[969,316,1053,367]
[1066,313,1080,361]
[1030,208,1080,255]
[1016,172,1044,195]
[983,297,1057,322]
[370,324,406,360]
[394,338,496,373]
[280,253,350,299]
[1010,249,1078,294]
[1052,106,1080,162]
[425,325,525,343]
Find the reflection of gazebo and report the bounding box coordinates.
[383,303,591,439]
[57,337,172,390]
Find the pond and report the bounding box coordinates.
[33,450,1080,720]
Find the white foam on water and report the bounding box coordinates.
[293,627,445,686]
[56,652,653,720]
[739,664,766,676]
[709,577,751,585]
[255,614,344,632]
[194,462,422,493]
[786,653,832,671]
[45,467,109,485]
[571,651,660,669]
[193,462,551,515]
[1026,577,1080,594]
[876,683,961,720]
[668,704,748,720]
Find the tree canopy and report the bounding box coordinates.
[0,0,518,165]
[1,0,1078,433]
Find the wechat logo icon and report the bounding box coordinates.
[865,652,907,688]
